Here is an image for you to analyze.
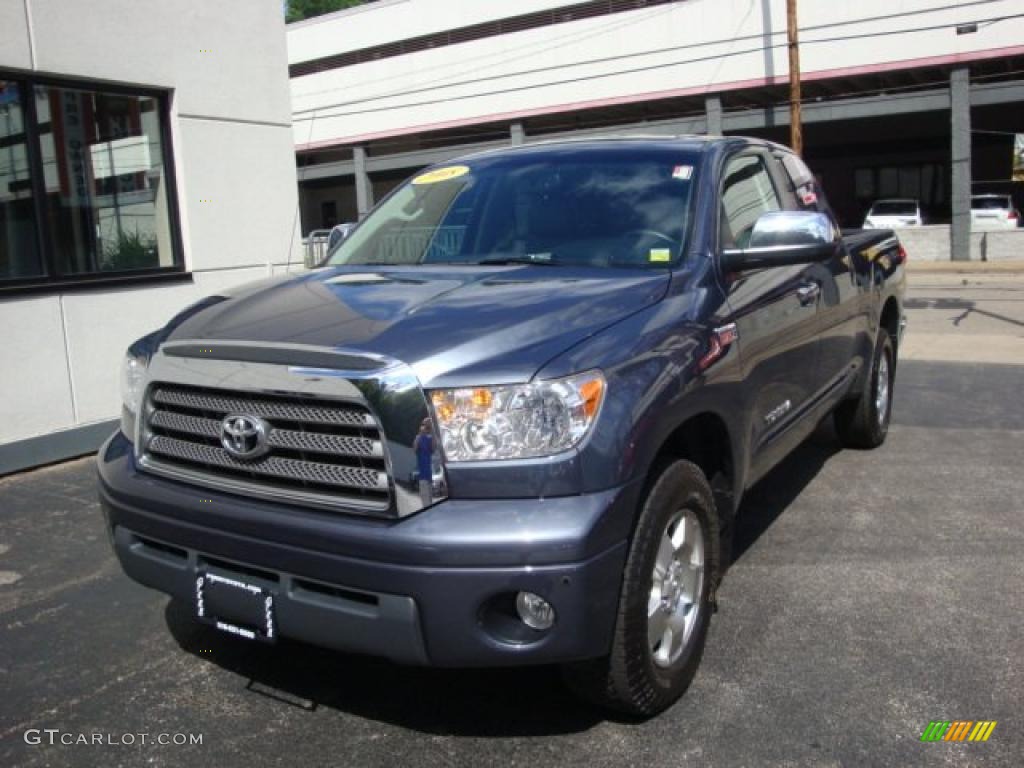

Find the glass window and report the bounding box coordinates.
[0,81,44,279]
[971,195,1012,210]
[328,150,698,269]
[720,155,780,249]
[0,72,181,291]
[870,200,918,216]
[780,153,813,188]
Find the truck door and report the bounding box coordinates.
[773,151,865,402]
[717,151,822,482]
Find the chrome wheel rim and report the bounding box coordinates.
[875,353,890,427]
[648,508,705,669]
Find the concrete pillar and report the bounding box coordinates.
[705,96,723,135]
[510,122,525,145]
[950,68,971,261]
[353,145,373,220]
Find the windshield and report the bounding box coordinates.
[972,196,1011,210]
[870,201,917,216]
[328,148,699,269]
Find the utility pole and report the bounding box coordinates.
[786,0,803,155]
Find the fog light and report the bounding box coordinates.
[515,591,555,631]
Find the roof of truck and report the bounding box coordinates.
[457,134,788,162]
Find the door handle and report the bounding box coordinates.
[796,282,821,306]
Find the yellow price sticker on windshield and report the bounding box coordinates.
[649,248,672,262]
[412,165,470,185]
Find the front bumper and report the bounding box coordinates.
[98,432,636,666]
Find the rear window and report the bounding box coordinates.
[870,201,917,215]
[971,196,1011,210]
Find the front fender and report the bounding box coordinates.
[537,275,749,513]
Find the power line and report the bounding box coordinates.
[295,3,675,101]
[293,0,1012,118]
[294,13,1024,123]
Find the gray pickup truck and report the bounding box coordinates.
[98,136,905,716]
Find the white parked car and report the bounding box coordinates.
[863,199,923,229]
[970,195,1020,231]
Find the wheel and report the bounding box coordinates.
[834,329,895,449]
[562,459,719,717]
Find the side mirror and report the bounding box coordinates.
[721,211,839,271]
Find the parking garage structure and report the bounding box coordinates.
[287,0,1024,262]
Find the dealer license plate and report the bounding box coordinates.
[195,570,276,642]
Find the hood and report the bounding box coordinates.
[166,265,670,386]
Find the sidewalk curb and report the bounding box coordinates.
[907,261,1024,273]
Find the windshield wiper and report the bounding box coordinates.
[336,261,406,267]
[473,256,562,266]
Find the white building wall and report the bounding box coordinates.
[0,0,301,454]
[289,0,1024,147]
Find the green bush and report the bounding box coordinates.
[101,230,159,272]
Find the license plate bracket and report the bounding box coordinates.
[195,570,276,643]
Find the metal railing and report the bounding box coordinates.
[303,229,332,269]
[301,226,467,268]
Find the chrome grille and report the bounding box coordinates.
[148,411,382,458]
[151,388,373,427]
[140,383,391,512]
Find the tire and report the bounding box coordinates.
[834,329,895,449]
[562,459,719,717]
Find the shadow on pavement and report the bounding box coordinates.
[904,296,1024,329]
[165,598,607,736]
[163,430,844,735]
[731,424,841,563]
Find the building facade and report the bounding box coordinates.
[288,0,1024,248]
[0,0,300,473]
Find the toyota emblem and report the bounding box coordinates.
[220,413,270,459]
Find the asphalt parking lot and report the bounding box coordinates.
[2,270,1022,767]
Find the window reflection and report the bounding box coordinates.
[0,81,43,279]
[1,72,179,286]
[330,156,697,270]
[36,84,172,275]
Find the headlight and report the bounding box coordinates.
[429,371,605,462]
[121,351,148,416]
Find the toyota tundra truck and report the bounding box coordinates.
[98,136,906,716]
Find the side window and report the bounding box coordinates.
[720,155,781,249]
[780,153,813,189]
[779,152,827,212]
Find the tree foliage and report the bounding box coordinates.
[286,0,367,24]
